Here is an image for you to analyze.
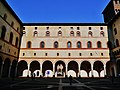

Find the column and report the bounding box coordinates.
[0,61,4,78]
[65,64,68,77]
[91,63,94,77]
[27,64,30,77]
[78,64,80,77]
[104,64,106,77]
[8,63,12,77]
[53,64,55,77]
[40,63,42,76]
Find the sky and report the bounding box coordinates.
[6,0,110,23]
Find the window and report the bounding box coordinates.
[116,39,119,47]
[77,41,81,48]
[76,31,80,36]
[23,27,25,30]
[70,31,74,36]
[35,27,37,30]
[1,26,6,40]
[27,41,31,48]
[88,31,93,37]
[114,28,117,35]
[15,37,18,47]
[68,53,71,56]
[90,53,93,56]
[40,41,45,48]
[23,53,25,56]
[54,41,58,48]
[77,27,80,30]
[45,53,48,56]
[100,31,104,37]
[67,41,72,48]
[100,27,103,30]
[11,21,14,27]
[46,31,50,36]
[70,27,73,30]
[9,32,13,44]
[79,53,82,56]
[58,31,62,36]
[101,53,103,56]
[57,53,59,56]
[87,41,92,48]
[3,14,7,20]
[17,27,19,31]
[34,53,36,56]
[33,31,38,37]
[46,27,49,30]
[89,27,91,30]
[97,41,102,48]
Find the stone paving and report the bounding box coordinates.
[0,77,120,90]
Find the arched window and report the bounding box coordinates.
[27,41,31,48]
[67,41,72,48]
[97,41,102,48]
[87,41,92,48]
[58,31,62,36]
[88,31,92,37]
[77,41,81,48]
[76,31,80,37]
[100,31,104,37]
[114,28,117,35]
[9,32,13,44]
[70,31,74,36]
[11,21,14,27]
[46,31,50,36]
[1,26,6,40]
[54,41,58,48]
[116,39,119,47]
[3,14,7,20]
[15,37,18,47]
[33,31,38,37]
[40,41,45,48]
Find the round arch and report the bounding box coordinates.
[30,60,40,73]
[55,60,66,77]
[17,60,28,77]
[10,60,18,78]
[2,58,11,77]
[80,61,91,77]
[93,61,104,77]
[42,60,53,76]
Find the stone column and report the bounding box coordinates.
[78,64,81,77]
[40,63,43,76]
[0,61,4,78]
[53,64,55,77]
[91,63,94,77]
[65,64,68,77]
[104,64,106,77]
[8,63,12,77]
[27,64,30,77]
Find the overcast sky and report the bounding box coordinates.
[6,0,110,23]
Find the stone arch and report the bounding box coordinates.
[68,61,78,77]
[42,60,53,76]
[93,61,104,77]
[10,60,18,78]
[30,60,40,73]
[80,61,91,77]
[55,60,66,77]
[2,58,11,77]
[17,60,28,77]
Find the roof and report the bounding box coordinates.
[23,23,107,26]
[1,0,22,25]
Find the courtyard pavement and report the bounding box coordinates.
[0,77,120,90]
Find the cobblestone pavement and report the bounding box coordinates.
[0,77,120,90]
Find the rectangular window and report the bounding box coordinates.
[79,53,82,56]
[68,53,71,56]
[35,27,37,30]
[23,53,25,56]
[34,53,36,56]
[89,27,91,30]
[77,27,80,30]
[23,27,25,30]
[45,53,48,56]
[90,53,92,56]
[101,53,103,56]
[57,53,59,56]
[100,27,103,30]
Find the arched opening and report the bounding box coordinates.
[97,41,102,48]
[67,41,72,48]
[76,31,80,37]
[30,61,40,74]
[87,41,92,48]
[88,31,93,37]
[2,58,11,77]
[93,61,104,77]
[116,39,119,47]
[68,61,78,77]
[70,31,74,36]
[58,31,62,36]
[40,41,45,48]
[55,61,65,77]
[46,31,50,36]
[3,14,7,20]
[77,41,81,48]
[100,31,104,37]
[10,60,17,78]
[9,32,13,44]
[33,31,38,37]
[1,26,6,40]
[80,61,91,77]
[54,41,58,48]
[17,60,28,77]
[42,60,53,77]
[27,41,31,48]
